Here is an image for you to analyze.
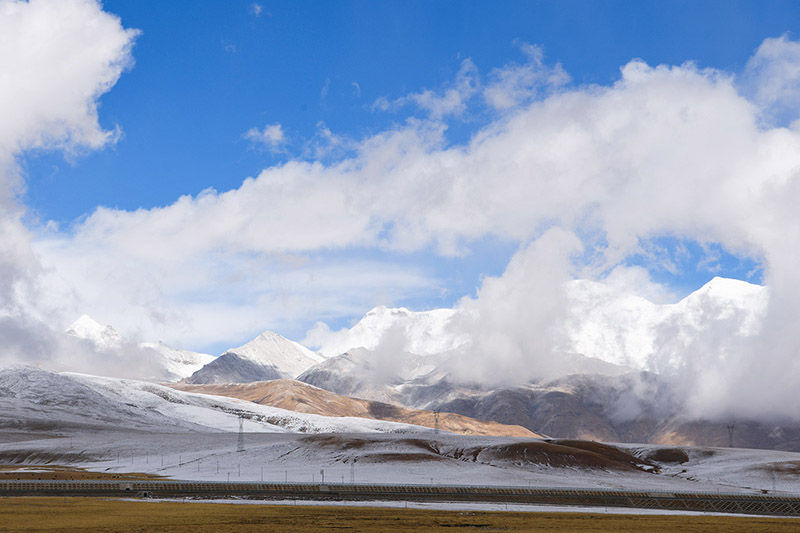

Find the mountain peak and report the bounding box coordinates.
[697,276,764,297]
[66,314,121,349]
[364,305,411,318]
[224,330,325,378]
[66,314,103,334]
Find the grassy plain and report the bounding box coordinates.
[0,498,799,532]
[0,465,162,481]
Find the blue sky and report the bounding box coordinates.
[9,0,800,353]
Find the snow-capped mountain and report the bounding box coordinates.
[561,276,767,369]
[66,315,122,350]
[141,341,215,381]
[65,315,214,382]
[186,330,326,384]
[310,277,767,374]
[226,331,325,377]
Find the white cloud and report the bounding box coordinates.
[243,123,286,151]
[0,0,138,370]
[222,40,236,54]
[249,3,263,17]
[483,42,569,110]
[320,77,330,105]
[373,59,480,120]
[742,34,800,125]
[448,228,584,383]
[601,265,676,305]
[0,0,138,181]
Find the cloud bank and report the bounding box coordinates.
[0,0,146,375]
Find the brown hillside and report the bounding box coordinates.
[169,380,540,438]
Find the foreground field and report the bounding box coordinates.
[0,498,799,532]
[0,465,163,481]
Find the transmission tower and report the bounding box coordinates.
[237,415,245,452]
[433,410,440,435]
[726,423,735,448]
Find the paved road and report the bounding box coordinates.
[2,480,799,516]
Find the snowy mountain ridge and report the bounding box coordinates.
[64,315,326,384]
[312,277,768,374]
[62,276,766,384]
[65,315,214,381]
[562,276,768,369]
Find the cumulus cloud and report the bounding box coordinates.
[243,123,286,151]
[0,0,138,371]
[448,228,583,383]
[0,0,138,194]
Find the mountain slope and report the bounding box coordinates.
[0,366,433,435]
[183,352,287,384]
[170,379,540,438]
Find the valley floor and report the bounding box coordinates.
[2,429,800,495]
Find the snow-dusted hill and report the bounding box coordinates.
[0,366,430,435]
[3,367,800,494]
[65,315,214,382]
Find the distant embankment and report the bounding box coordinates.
[2,480,800,517]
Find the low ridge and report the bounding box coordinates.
[169,379,540,438]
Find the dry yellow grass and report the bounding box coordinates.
[0,498,798,532]
[0,465,164,481]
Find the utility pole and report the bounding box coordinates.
[237,415,245,452]
[434,410,440,435]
